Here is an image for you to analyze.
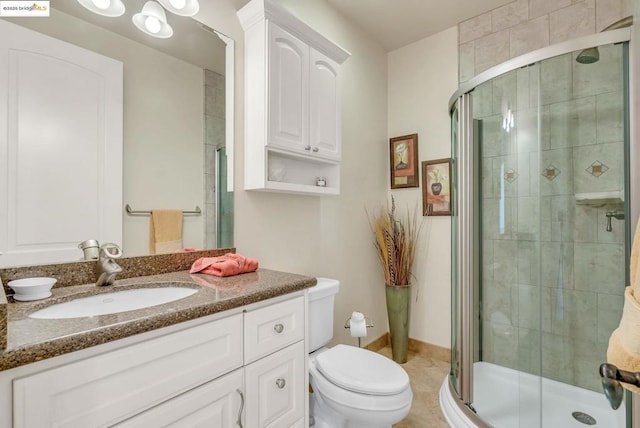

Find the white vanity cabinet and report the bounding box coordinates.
[238,0,350,196]
[244,296,306,427]
[5,292,308,428]
[114,369,245,428]
[12,313,244,428]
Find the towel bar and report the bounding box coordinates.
[125,204,202,215]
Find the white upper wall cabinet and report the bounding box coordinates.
[309,49,341,161]
[238,0,350,195]
[268,24,309,153]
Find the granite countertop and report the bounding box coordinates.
[0,269,316,371]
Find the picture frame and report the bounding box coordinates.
[422,158,452,216]
[389,134,419,189]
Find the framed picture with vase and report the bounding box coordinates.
[389,134,419,189]
[422,158,452,216]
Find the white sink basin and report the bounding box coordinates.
[29,287,198,319]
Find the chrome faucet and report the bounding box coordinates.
[605,211,625,232]
[95,243,123,286]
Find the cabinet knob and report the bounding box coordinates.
[312,147,319,152]
[304,145,311,151]
[276,378,286,389]
[274,323,284,334]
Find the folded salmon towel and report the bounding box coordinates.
[190,253,259,277]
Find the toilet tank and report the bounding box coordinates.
[308,277,340,352]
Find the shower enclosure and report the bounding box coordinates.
[442,28,633,427]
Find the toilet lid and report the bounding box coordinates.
[315,344,410,395]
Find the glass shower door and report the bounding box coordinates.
[469,42,628,427]
[450,100,461,397]
[472,64,545,427]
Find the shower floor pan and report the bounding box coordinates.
[442,362,625,427]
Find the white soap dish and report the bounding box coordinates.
[8,277,57,301]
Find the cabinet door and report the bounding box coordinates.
[245,341,305,428]
[13,314,243,428]
[268,24,309,152]
[114,369,244,428]
[309,48,341,161]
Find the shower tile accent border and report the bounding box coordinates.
[585,160,609,177]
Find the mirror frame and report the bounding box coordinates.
[212,29,235,193]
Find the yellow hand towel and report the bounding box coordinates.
[608,217,640,393]
[149,210,183,254]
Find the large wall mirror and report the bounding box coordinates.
[0,0,234,267]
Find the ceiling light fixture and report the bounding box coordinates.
[132,1,174,38]
[157,0,199,17]
[76,0,125,17]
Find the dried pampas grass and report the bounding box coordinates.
[368,197,421,287]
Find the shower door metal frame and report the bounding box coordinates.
[449,27,633,427]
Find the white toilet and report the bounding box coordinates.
[308,278,413,428]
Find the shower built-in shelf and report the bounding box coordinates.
[575,191,624,207]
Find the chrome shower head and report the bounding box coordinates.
[576,47,600,64]
[600,363,624,410]
[575,16,633,64]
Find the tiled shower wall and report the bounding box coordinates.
[204,69,225,249]
[476,44,625,392]
[458,0,628,82]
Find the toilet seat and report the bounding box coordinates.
[315,344,410,395]
[309,357,413,413]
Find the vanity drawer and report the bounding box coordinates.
[244,295,304,364]
[13,313,243,428]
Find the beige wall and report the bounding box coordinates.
[197,0,390,346]
[387,27,459,348]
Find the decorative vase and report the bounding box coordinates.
[431,182,442,195]
[385,284,412,364]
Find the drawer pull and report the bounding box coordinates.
[276,378,286,389]
[274,323,284,334]
[236,388,244,428]
[312,147,319,152]
[304,145,311,151]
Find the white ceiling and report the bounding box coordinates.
[324,0,513,51]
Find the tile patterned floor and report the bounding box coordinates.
[376,347,450,428]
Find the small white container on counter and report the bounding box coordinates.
[8,277,57,301]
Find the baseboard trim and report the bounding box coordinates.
[364,333,451,363]
[364,333,389,352]
[408,337,451,363]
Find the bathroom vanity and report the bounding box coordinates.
[0,262,315,427]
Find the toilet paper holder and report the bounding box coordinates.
[343,315,374,330]
[344,313,374,348]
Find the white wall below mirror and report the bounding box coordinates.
[0,0,235,267]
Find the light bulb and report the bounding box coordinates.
[91,0,111,9]
[144,16,161,34]
[169,0,186,9]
